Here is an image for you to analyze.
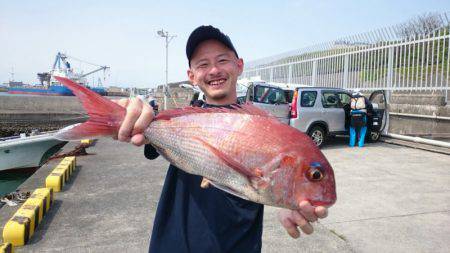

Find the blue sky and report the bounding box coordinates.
[1,0,450,88]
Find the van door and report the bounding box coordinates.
[320,90,346,133]
[251,85,290,124]
[336,91,352,131]
[367,90,387,141]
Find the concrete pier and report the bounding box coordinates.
[0,138,449,252]
[0,96,87,137]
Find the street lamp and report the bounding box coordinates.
[157,29,176,110]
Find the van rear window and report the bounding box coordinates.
[300,91,317,107]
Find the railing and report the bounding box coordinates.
[242,12,450,92]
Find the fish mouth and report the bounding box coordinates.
[309,198,336,208]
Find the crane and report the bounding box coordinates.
[51,52,109,86]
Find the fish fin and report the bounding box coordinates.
[154,102,274,121]
[208,180,250,200]
[250,177,270,190]
[54,76,126,140]
[193,137,260,178]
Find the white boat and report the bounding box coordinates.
[0,132,67,171]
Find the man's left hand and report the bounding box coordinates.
[277,201,328,238]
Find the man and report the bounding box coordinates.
[115,25,328,252]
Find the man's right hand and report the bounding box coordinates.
[112,97,154,146]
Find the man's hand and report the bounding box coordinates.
[277,201,328,238]
[200,178,211,188]
[112,97,154,146]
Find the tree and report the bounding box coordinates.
[398,13,445,38]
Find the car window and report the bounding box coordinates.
[254,86,287,104]
[237,96,246,104]
[300,91,317,107]
[321,92,340,108]
[337,92,351,107]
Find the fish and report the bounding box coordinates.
[54,76,336,209]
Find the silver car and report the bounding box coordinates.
[290,87,385,147]
[290,88,352,146]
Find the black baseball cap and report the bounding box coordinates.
[186,25,238,65]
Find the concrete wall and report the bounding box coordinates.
[387,92,450,138]
[0,96,86,137]
[0,96,84,113]
[1,91,448,139]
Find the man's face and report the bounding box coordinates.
[187,39,243,105]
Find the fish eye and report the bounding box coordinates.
[306,163,324,182]
[310,169,323,181]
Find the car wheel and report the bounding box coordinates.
[308,126,326,147]
[367,131,381,142]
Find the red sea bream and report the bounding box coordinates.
[54,76,337,209]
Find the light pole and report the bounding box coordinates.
[157,29,176,110]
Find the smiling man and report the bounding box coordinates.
[116,25,328,253]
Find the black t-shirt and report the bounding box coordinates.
[146,103,264,253]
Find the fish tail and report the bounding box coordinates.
[54,76,126,140]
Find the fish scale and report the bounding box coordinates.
[146,118,258,201]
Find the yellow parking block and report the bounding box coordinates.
[30,188,53,213]
[0,242,13,253]
[2,216,30,246]
[81,139,93,145]
[45,172,64,192]
[53,165,70,182]
[58,160,73,175]
[14,204,40,238]
[23,198,44,223]
[64,156,76,168]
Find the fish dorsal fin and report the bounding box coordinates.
[155,102,273,121]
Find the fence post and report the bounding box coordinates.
[384,46,394,135]
[343,55,349,89]
[312,60,317,86]
[270,67,274,82]
[288,64,292,84]
[387,47,394,89]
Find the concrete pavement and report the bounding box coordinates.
[321,137,450,253]
[0,137,449,252]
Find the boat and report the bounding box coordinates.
[8,84,73,96]
[7,52,109,96]
[0,132,67,171]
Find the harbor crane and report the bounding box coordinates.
[50,52,110,87]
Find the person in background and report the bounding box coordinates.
[349,89,372,147]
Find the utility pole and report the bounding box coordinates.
[157,29,176,110]
[9,67,14,82]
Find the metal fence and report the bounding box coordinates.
[242,12,450,92]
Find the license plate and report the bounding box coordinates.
[373,122,379,126]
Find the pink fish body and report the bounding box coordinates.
[55,76,336,209]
